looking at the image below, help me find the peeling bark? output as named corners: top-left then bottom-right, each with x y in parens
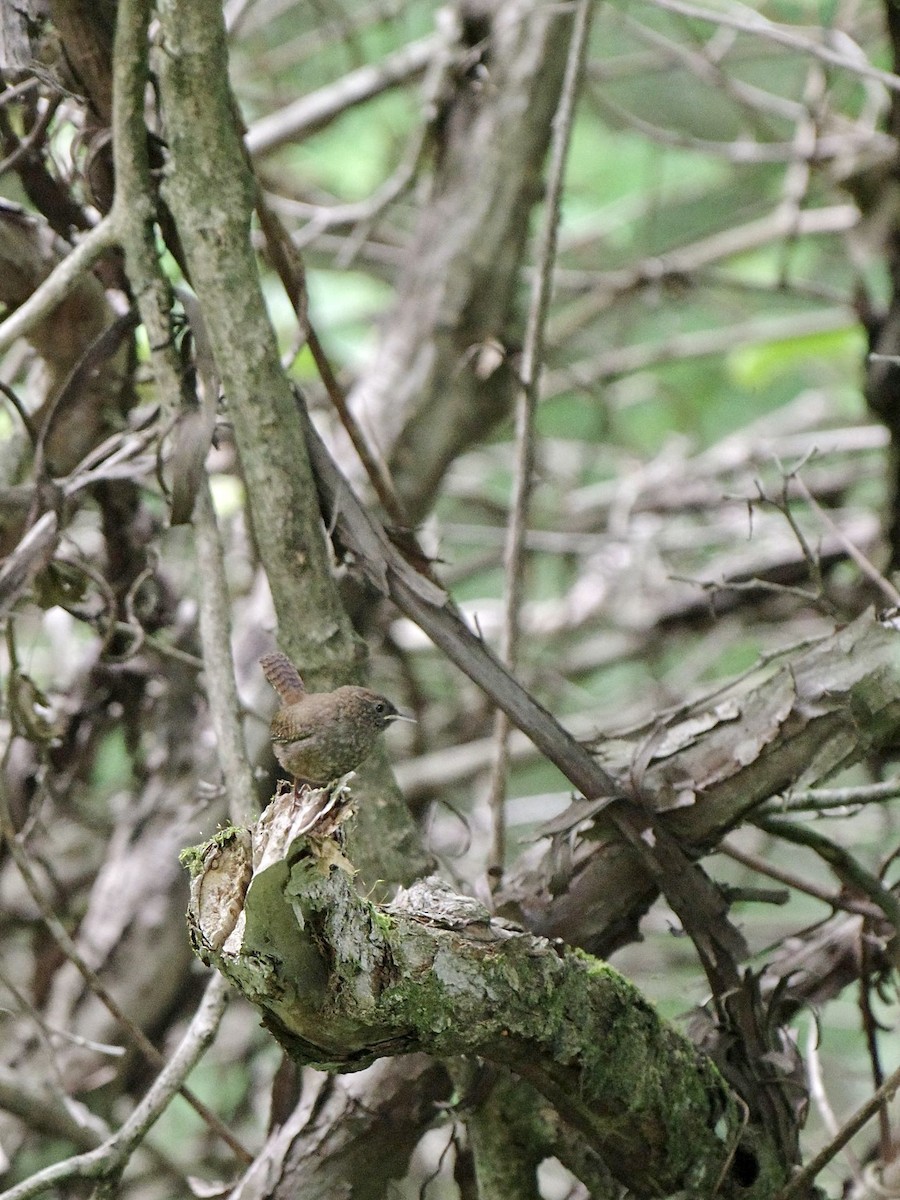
top-left (501, 611), bottom-right (900, 954)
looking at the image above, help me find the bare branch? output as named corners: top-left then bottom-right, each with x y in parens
top-left (194, 482), bottom-right (259, 824)
top-left (0, 975), bottom-right (230, 1200)
top-left (0, 215), bottom-right (119, 356)
top-left (245, 36), bottom-right (437, 156)
top-left (647, 0), bottom-right (900, 93)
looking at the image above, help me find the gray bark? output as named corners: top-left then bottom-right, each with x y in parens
top-left (349, 0), bottom-right (574, 523)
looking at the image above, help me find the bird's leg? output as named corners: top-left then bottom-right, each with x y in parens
top-left (292, 776), bottom-right (317, 801)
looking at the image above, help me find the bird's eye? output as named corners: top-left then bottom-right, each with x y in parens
top-left (374, 701), bottom-right (387, 714)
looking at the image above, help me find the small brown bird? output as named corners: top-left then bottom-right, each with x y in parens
top-left (260, 651), bottom-right (411, 795)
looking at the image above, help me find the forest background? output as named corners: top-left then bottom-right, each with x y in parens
top-left (0, 0), bottom-right (899, 1197)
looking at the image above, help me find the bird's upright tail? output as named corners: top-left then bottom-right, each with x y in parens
top-left (260, 651), bottom-right (306, 704)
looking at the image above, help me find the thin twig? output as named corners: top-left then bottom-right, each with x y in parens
top-left (619, 10), bottom-right (803, 124)
top-left (0, 510), bottom-right (59, 620)
top-left (773, 65), bottom-right (826, 287)
top-left (245, 35), bottom-right (437, 156)
top-left (647, 0), bottom-right (900, 94)
top-left (0, 1062), bottom-right (106, 1153)
top-left (545, 307), bottom-right (853, 395)
top-left (0, 76), bottom-right (40, 108)
top-left (592, 86), bottom-right (884, 163)
top-left (285, 111), bottom-right (429, 250)
top-left (29, 310), bottom-right (139, 503)
top-left (763, 777), bottom-right (900, 814)
top-left (754, 816), bottom-right (900, 931)
top-left (485, 0), bottom-right (594, 886)
top-left (857, 950), bottom-right (891, 1159)
top-left (194, 481), bottom-right (259, 823)
top-left (789, 468), bottom-right (900, 606)
top-left (548, 203), bottom-right (857, 344)
top-left (109, 0), bottom-right (183, 417)
top-left (804, 1020), bottom-right (864, 1183)
top-left (60, 428), bottom-right (159, 498)
top-left (774, 1057), bottom-right (900, 1199)
top-left (0, 94), bottom-right (61, 178)
top-left (0, 379), bottom-right (37, 445)
top-left (0, 975), bottom-right (231, 1200)
top-left (670, 570), bottom-right (831, 612)
top-left (720, 842), bottom-right (883, 919)
top-left (756, 473), bottom-right (836, 613)
top-left (307, 323), bottom-right (410, 526)
top-left (253, 193), bottom-right (412, 531)
top-left (0, 966), bottom-right (112, 1144)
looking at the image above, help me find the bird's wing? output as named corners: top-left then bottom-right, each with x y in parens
top-left (270, 711), bottom-right (317, 744)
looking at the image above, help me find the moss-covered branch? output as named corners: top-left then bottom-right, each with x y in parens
top-left (185, 802), bottom-right (786, 1199)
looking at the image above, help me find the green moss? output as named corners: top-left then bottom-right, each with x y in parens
top-left (179, 825), bottom-right (247, 875)
top-left (369, 906), bottom-right (395, 934)
top-left (569, 946), bottom-right (610, 975)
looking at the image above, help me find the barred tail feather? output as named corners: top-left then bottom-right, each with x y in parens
top-left (260, 651), bottom-right (306, 704)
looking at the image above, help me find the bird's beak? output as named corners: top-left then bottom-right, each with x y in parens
top-left (389, 712), bottom-right (417, 723)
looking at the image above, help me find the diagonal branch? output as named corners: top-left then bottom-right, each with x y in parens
top-left (298, 401), bottom-right (759, 999)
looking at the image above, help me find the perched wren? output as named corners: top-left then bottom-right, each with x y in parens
top-left (260, 651), bottom-right (412, 793)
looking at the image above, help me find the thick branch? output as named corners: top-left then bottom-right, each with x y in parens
top-left (152, 1), bottom-right (353, 683)
top-left (151, 0), bottom-right (429, 888)
top-left (504, 610), bottom-right (900, 951)
top-left (349, 0), bottom-right (576, 523)
top-left (231, 1059), bottom-right (451, 1200)
top-left (186, 815), bottom-right (785, 1199)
